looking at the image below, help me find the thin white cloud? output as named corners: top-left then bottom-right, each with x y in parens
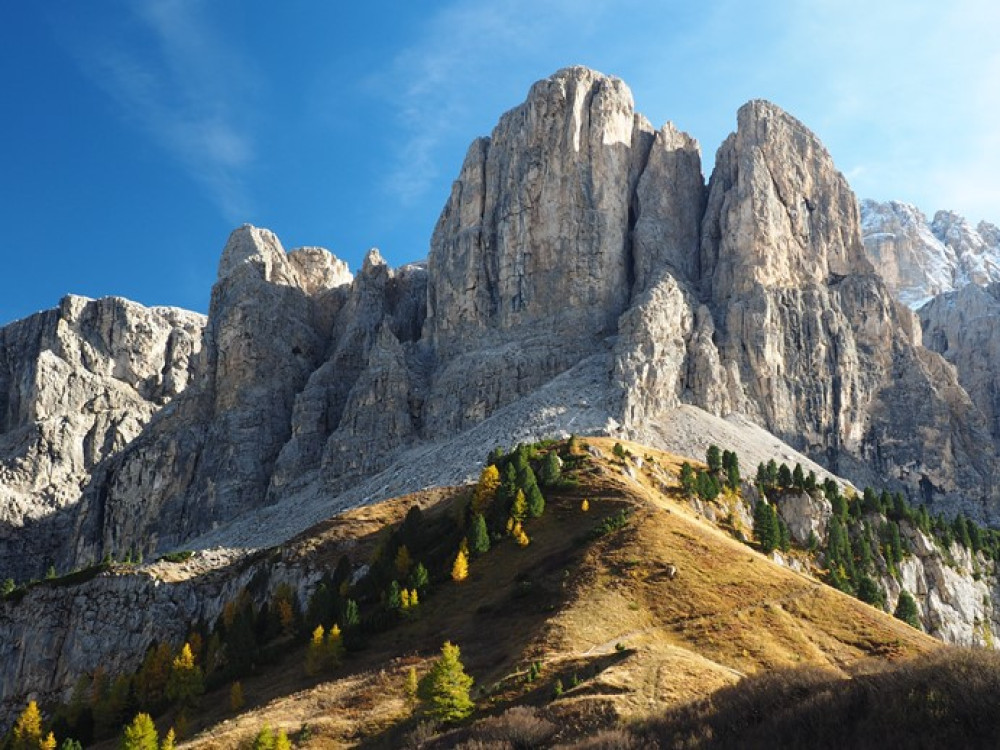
top-left (374, 0), bottom-right (624, 206)
top-left (63, 0), bottom-right (256, 222)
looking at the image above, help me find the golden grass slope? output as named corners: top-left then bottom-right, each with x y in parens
top-left (181, 438), bottom-right (936, 748)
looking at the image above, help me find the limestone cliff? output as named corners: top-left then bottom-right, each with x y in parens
top-left (0, 296), bottom-right (204, 581)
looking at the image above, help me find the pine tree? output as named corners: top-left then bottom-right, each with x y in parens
top-left (527, 484), bottom-right (545, 518)
top-left (472, 464), bottom-right (501, 514)
top-left (409, 589), bottom-right (419, 607)
top-left (401, 588), bottom-right (411, 609)
top-left (894, 590), bottom-right (921, 629)
top-left (274, 730), bottom-right (291, 750)
top-left (386, 580), bottom-right (402, 610)
top-left (680, 463), bottom-right (697, 496)
top-left (581, 499), bottom-right (589, 512)
top-left (469, 513), bottom-right (490, 555)
top-left (766, 459), bottom-right (779, 486)
top-left (754, 500), bottom-right (779, 553)
top-left (2, 577), bottom-right (14, 596)
top-left (706, 445), bottom-right (722, 473)
top-left (418, 642), bottom-right (475, 723)
top-left (166, 643), bottom-right (203, 707)
top-left (11, 700), bottom-right (43, 750)
top-left (856, 576), bottom-right (885, 608)
top-left (792, 463), bottom-right (805, 491)
top-left (60, 739), bottom-right (83, 750)
top-left (161, 728), bottom-right (176, 750)
top-left (755, 462), bottom-right (768, 488)
top-left (342, 598), bottom-right (360, 628)
top-left (539, 451), bottom-right (562, 486)
top-left (451, 549), bottom-right (469, 582)
top-left (777, 463), bottom-right (792, 488)
top-left (41, 732), bottom-right (56, 750)
top-left (120, 712), bottom-right (158, 750)
top-left (409, 563), bottom-right (429, 592)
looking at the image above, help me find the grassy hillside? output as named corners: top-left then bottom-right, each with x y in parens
top-left (126, 436), bottom-right (936, 749)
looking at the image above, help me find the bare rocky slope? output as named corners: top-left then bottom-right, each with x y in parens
top-left (4, 67), bottom-right (1000, 664)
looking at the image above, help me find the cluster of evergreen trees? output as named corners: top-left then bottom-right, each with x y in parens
top-left (679, 445), bottom-right (741, 503)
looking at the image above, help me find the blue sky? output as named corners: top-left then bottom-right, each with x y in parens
top-left (2, 0), bottom-right (998, 325)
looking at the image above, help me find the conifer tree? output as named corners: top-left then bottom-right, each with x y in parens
top-left (12, 701), bottom-right (43, 750)
top-left (274, 730), bottom-right (291, 750)
top-left (511, 489), bottom-right (528, 520)
top-left (755, 462), bottom-right (768, 488)
top-left (409, 589), bottom-right (419, 607)
top-left (306, 625), bottom-right (325, 676)
top-left (754, 500), bottom-right (779, 553)
top-left (166, 643), bottom-right (203, 707)
top-left (894, 590), bottom-right (921, 629)
top-left (342, 598), bottom-right (360, 628)
top-left (120, 712), bottom-right (158, 750)
top-left (469, 513), bottom-right (490, 555)
top-left (472, 465), bottom-right (501, 514)
top-left (792, 463), bottom-right (805, 491)
top-left (325, 624), bottom-right (344, 666)
top-left (418, 642), bottom-right (475, 723)
top-left (40, 733), bottom-right (56, 750)
top-left (161, 728), bottom-right (176, 750)
top-left (252, 725), bottom-right (275, 750)
top-left (777, 463), bottom-right (793, 488)
top-left (680, 463), bottom-right (697, 496)
top-left (706, 445), bottom-right (722, 473)
top-left (527, 484), bottom-right (545, 518)
top-left (766, 459), bottom-right (779, 486)
top-left (539, 451), bottom-right (562, 486)
top-left (581, 499), bottom-right (589, 512)
top-left (409, 563), bottom-right (429, 592)
top-left (451, 549), bottom-right (469, 582)
top-left (401, 589), bottom-right (411, 609)
top-left (386, 581), bottom-right (402, 610)
top-left (406, 666), bottom-right (419, 704)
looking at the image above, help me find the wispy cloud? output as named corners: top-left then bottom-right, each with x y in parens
top-left (373, 0), bottom-right (624, 206)
top-left (61, 0), bottom-right (256, 222)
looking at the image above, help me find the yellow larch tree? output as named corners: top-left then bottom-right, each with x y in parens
top-left (451, 549), bottom-right (469, 582)
top-left (12, 700), bottom-right (43, 750)
top-left (472, 464), bottom-right (501, 514)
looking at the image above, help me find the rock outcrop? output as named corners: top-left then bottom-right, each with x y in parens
top-left (860, 199), bottom-right (1000, 307)
top-left (920, 283), bottom-right (1000, 442)
top-left (0, 296), bottom-right (204, 581)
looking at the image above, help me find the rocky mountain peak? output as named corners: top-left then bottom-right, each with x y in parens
top-left (860, 201), bottom-right (1000, 307)
top-left (702, 98), bottom-right (871, 303)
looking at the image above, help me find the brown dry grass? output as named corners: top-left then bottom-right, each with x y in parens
top-left (176, 438), bottom-right (938, 748)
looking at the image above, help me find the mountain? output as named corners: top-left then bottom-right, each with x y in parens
top-left (7, 65), bottom-right (1000, 733)
top-left (859, 199), bottom-right (1000, 308)
top-left (3, 67), bottom-right (999, 592)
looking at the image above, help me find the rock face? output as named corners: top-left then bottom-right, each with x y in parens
top-left (0, 296), bottom-right (204, 581)
top-left (920, 283), bottom-right (1000, 442)
top-left (860, 199), bottom-right (1000, 307)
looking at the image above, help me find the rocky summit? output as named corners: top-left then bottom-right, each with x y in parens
top-left (2, 66), bottom-right (999, 586)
